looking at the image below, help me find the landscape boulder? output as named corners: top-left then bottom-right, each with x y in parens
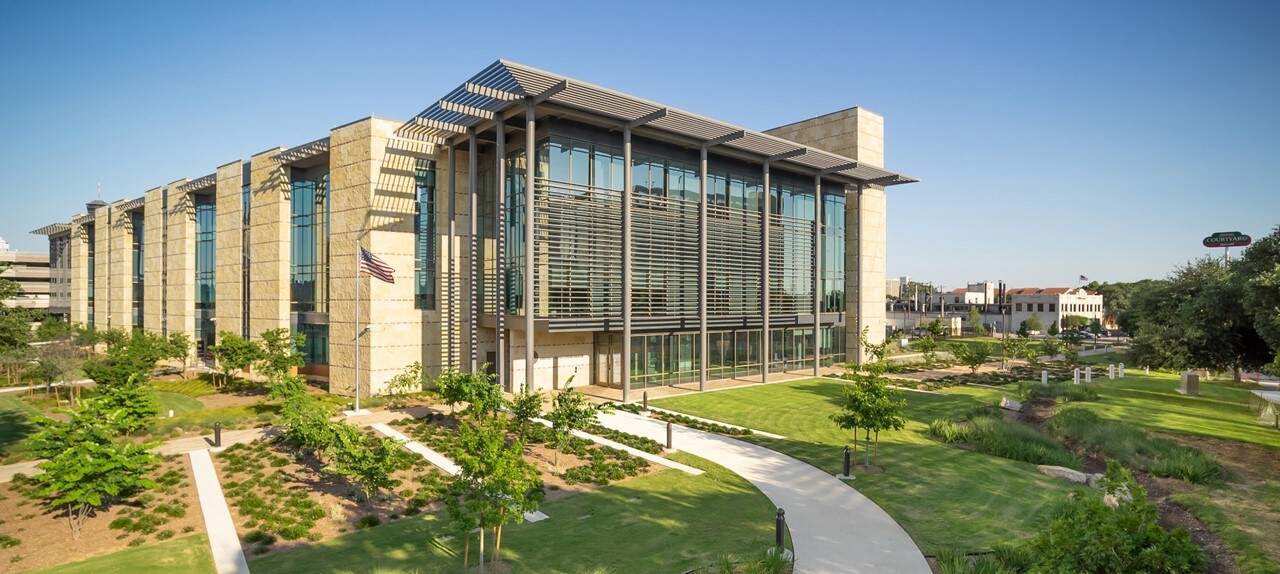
top-left (999, 397), bottom-right (1023, 412)
top-left (1037, 465), bottom-right (1089, 484)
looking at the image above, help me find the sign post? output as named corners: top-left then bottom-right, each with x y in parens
top-left (1203, 231), bottom-right (1252, 264)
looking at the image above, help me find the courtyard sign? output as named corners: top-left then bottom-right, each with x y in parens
top-left (1203, 231), bottom-right (1252, 248)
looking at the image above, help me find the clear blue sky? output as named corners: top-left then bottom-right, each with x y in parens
top-left (2, 0), bottom-right (1276, 289)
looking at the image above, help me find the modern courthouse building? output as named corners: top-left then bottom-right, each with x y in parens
top-left (32, 61), bottom-right (916, 400)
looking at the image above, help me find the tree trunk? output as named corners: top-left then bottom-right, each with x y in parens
top-left (1234, 364), bottom-right (1242, 383)
top-left (462, 532), bottom-right (470, 569)
top-left (478, 527), bottom-right (485, 573)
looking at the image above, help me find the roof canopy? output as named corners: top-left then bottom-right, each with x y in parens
top-left (398, 60), bottom-right (917, 187)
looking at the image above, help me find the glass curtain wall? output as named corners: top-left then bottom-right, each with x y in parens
top-left (821, 192), bottom-right (846, 312)
top-left (414, 158), bottom-right (437, 310)
top-left (289, 170), bottom-right (329, 366)
top-left (706, 166), bottom-right (763, 318)
top-left (241, 163), bottom-right (251, 338)
top-left (768, 174), bottom-right (815, 316)
top-left (628, 332), bottom-right (701, 388)
top-left (194, 194), bottom-right (216, 354)
top-left (631, 154), bottom-right (700, 319)
top-left (505, 148), bottom-right (527, 315)
top-left (130, 211), bottom-right (144, 330)
top-left (85, 223), bottom-right (95, 328)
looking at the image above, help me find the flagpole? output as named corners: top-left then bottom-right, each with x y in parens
top-left (354, 234), bottom-right (361, 413)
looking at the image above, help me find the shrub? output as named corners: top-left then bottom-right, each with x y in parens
top-left (0, 534), bottom-right (18, 548)
top-left (355, 514), bottom-right (382, 529)
top-left (653, 411), bottom-right (752, 436)
top-left (1027, 461), bottom-right (1204, 572)
top-left (585, 424), bottom-right (664, 454)
top-left (156, 529), bottom-right (175, 540)
top-left (927, 415), bottom-right (1080, 468)
top-left (1047, 408), bottom-right (1222, 483)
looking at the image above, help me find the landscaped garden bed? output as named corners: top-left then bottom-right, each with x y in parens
top-left (0, 454), bottom-right (204, 572)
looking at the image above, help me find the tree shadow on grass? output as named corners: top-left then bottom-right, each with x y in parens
top-left (0, 407), bottom-right (36, 458)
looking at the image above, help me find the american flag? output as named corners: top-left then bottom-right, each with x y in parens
top-left (359, 247), bottom-right (395, 284)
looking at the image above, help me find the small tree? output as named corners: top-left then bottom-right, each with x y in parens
top-left (1048, 321), bottom-right (1061, 337)
top-left (211, 331), bottom-right (261, 389)
top-left (0, 345), bottom-right (31, 388)
top-left (1025, 313), bottom-right (1044, 334)
top-left (256, 328), bottom-right (305, 382)
top-left (509, 388), bottom-right (544, 441)
top-left (1041, 337), bottom-right (1063, 360)
top-left (25, 342), bottom-right (82, 403)
top-left (967, 306), bottom-right (986, 336)
top-left (912, 335), bottom-right (939, 364)
top-left (452, 419), bottom-right (543, 566)
top-left (1089, 318), bottom-right (1104, 336)
top-left (1002, 335), bottom-right (1029, 368)
top-left (27, 403), bottom-right (157, 537)
top-left (1063, 345), bottom-right (1082, 368)
top-left (329, 424), bottom-right (413, 501)
top-left (434, 370), bottom-right (469, 414)
top-left (1060, 315), bottom-right (1089, 331)
top-left (94, 374), bottom-right (160, 435)
top-left (546, 387), bottom-right (600, 469)
top-left (924, 319), bottom-right (946, 338)
top-left (831, 375), bottom-right (906, 466)
top-left (35, 316), bottom-right (72, 342)
top-left (71, 323), bottom-right (101, 355)
top-left (1018, 320), bottom-right (1031, 338)
top-left (950, 342), bottom-right (993, 373)
top-left (857, 326), bottom-right (891, 363)
top-left (165, 332), bottom-right (192, 377)
top-left (81, 330), bottom-right (170, 387)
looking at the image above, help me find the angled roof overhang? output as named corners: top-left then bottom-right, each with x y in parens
top-left (276, 137), bottom-right (330, 166)
top-left (177, 175), bottom-right (215, 194)
top-left (31, 222), bottom-right (71, 236)
top-left (397, 60), bottom-right (917, 187)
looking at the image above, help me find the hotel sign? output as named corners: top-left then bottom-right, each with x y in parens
top-left (1203, 232), bottom-right (1252, 248)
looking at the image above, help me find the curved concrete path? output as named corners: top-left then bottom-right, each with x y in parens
top-left (597, 411), bottom-right (930, 574)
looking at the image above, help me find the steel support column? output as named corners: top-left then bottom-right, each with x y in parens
top-left (523, 102), bottom-right (536, 394)
top-left (854, 184), bottom-right (864, 366)
top-left (621, 126), bottom-right (633, 403)
top-left (813, 175), bottom-right (822, 376)
top-left (761, 161), bottom-right (771, 384)
top-left (467, 129), bottom-right (478, 373)
top-left (447, 144), bottom-right (456, 371)
top-left (698, 146), bottom-right (709, 391)
top-left (495, 121), bottom-right (507, 391)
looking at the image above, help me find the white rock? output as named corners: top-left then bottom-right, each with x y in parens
top-left (999, 397), bottom-right (1023, 412)
top-left (1037, 465), bottom-right (1089, 484)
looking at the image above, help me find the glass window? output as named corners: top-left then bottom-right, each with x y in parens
top-left (414, 158), bottom-right (437, 310)
top-left (290, 172), bottom-right (329, 313)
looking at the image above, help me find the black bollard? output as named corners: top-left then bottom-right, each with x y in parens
top-left (666, 421), bottom-right (673, 450)
top-left (213, 421), bottom-right (222, 448)
top-left (775, 508), bottom-right (786, 549)
top-left (643, 391), bottom-right (649, 412)
top-left (843, 445), bottom-right (851, 477)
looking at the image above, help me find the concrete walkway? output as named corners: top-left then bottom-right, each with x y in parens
top-left (189, 449), bottom-right (250, 574)
top-left (596, 410), bottom-right (930, 574)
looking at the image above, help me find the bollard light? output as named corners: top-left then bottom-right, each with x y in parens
top-left (213, 421), bottom-right (222, 448)
top-left (666, 421), bottom-right (673, 450)
top-left (843, 445), bottom-right (851, 477)
top-left (643, 391), bottom-right (649, 412)
top-left (775, 508), bottom-right (787, 550)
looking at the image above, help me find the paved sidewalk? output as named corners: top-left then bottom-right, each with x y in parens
top-left (189, 449), bottom-right (250, 574)
top-left (596, 410), bottom-right (930, 574)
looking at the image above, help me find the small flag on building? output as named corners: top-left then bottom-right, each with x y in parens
top-left (1079, 275), bottom-right (1089, 282)
top-left (359, 247), bottom-right (396, 284)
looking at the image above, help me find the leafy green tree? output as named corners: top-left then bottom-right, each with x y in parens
top-left (329, 424), bottom-right (413, 501)
top-left (830, 374), bottom-right (906, 465)
top-left (25, 342), bottom-right (82, 403)
top-left (165, 332), bottom-right (192, 377)
top-left (509, 388), bottom-right (544, 441)
top-left (546, 387), bottom-right (600, 469)
top-left (1041, 338), bottom-right (1063, 360)
top-left (1060, 315), bottom-right (1089, 331)
top-left (856, 326), bottom-right (891, 363)
top-left (1047, 321), bottom-right (1061, 337)
top-left (71, 323), bottom-right (100, 354)
top-left (0, 345), bottom-right (30, 388)
top-left (34, 316), bottom-right (71, 342)
top-left (211, 331), bottom-right (261, 388)
top-left (276, 382), bottom-right (335, 455)
top-left (967, 306), bottom-right (986, 336)
top-left (1025, 313), bottom-right (1044, 333)
top-left (950, 342), bottom-right (993, 373)
top-left (94, 374), bottom-right (160, 435)
top-left (434, 370), bottom-right (504, 417)
top-left (1017, 320), bottom-right (1030, 338)
top-left (444, 480), bottom-right (486, 569)
top-left (81, 330), bottom-right (170, 387)
top-left (1028, 460), bottom-right (1204, 572)
top-left (1236, 226), bottom-right (1280, 374)
top-left (1089, 318), bottom-right (1104, 336)
top-left (911, 335), bottom-right (939, 364)
top-left (452, 419), bottom-right (543, 566)
top-left (256, 328), bottom-right (305, 382)
top-left (27, 401), bottom-right (158, 537)
top-left (1002, 335), bottom-right (1029, 367)
top-left (923, 319), bottom-right (945, 338)
top-left (385, 361), bottom-right (424, 396)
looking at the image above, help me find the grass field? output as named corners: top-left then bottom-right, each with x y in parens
top-left (250, 453), bottom-right (781, 574)
top-left (653, 378), bottom-right (1075, 554)
top-left (1082, 370), bottom-right (1280, 449)
top-left (34, 534), bottom-right (215, 574)
top-left (153, 377), bottom-right (218, 397)
top-left (0, 394), bottom-right (41, 462)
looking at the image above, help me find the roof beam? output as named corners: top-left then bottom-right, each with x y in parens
top-left (465, 82), bottom-right (523, 101)
top-left (626, 108), bottom-right (668, 129)
top-left (767, 147), bottom-right (807, 162)
top-left (531, 79), bottom-right (568, 105)
top-left (412, 117), bottom-right (468, 135)
top-left (440, 100), bottom-right (499, 120)
top-left (704, 130), bottom-right (745, 147)
top-left (819, 161), bottom-right (859, 176)
top-left (865, 174), bottom-right (902, 186)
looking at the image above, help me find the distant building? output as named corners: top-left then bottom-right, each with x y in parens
top-left (1006, 287), bottom-right (1104, 332)
top-left (932, 281), bottom-right (997, 307)
top-left (0, 237), bottom-right (54, 314)
top-left (885, 278), bottom-right (901, 299)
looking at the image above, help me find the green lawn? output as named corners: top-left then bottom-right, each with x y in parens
top-left (0, 394), bottom-right (41, 462)
top-left (153, 391), bottom-right (204, 416)
top-left (153, 377), bottom-right (218, 397)
top-left (34, 534), bottom-right (215, 574)
top-left (250, 453), bottom-right (780, 574)
top-left (1081, 370), bottom-right (1280, 449)
top-left (653, 378), bottom-right (1076, 554)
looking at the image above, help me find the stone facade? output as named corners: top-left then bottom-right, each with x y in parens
top-left (214, 161), bottom-right (245, 338)
top-left (92, 204), bottom-right (111, 330)
top-left (248, 148), bottom-right (289, 337)
top-left (164, 179), bottom-right (196, 348)
top-left (108, 201), bottom-right (134, 331)
top-left (68, 219), bottom-right (89, 325)
top-left (142, 188), bottom-right (166, 333)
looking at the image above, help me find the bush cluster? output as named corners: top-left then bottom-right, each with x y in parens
top-left (584, 423), bottom-right (664, 454)
top-left (928, 414), bottom-right (1080, 469)
top-left (219, 442), bottom-right (327, 543)
top-left (1047, 408), bottom-right (1223, 483)
top-left (651, 411), bottom-right (752, 436)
